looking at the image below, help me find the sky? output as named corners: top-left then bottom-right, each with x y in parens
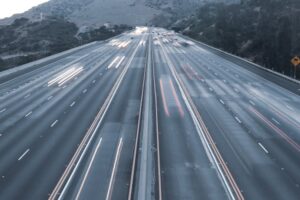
top-left (0, 0), bottom-right (49, 19)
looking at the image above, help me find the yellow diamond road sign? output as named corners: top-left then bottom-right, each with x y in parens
top-left (291, 56), bottom-right (300, 67)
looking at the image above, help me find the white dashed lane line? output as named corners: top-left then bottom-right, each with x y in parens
top-left (24, 94), bottom-right (31, 99)
top-left (70, 101), bottom-right (76, 107)
top-left (25, 111), bottom-right (33, 118)
top-left (249, 100), bottom-right (256, 106)
top-left (258, 143), bottom-right (269, 154)
top-left (18, 149), bottom-right (30, 161)
top-left (0, 108), bottom-right (6, 113)
top-left (235, 116), bottom-right (242, 124)
top-left (272, 118), bottom-right (280, 125)
top-left (51, 120), bottom-right (58, 128)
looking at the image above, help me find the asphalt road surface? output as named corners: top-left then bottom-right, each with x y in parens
top-left (0, 27), bottom-right (299, 200)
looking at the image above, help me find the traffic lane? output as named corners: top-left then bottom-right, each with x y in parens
top-left (192, 96), bottom-right (300, 200)
top-left (63, 38), bottom-right (146, 200)
top-left (0, 54), bottom-right (118, 156)
top-left (153, 46), bottom-right (227, 200)
top-left (0, 31), bottom-right (133, 93)
top-left (0, 58), bottom-right (131, 200)
top-left (179, 47), bottom-right (300, 179)
top-left (0, 44), bottom-right (136, 133)
top-left (176, 34), bottom-right (300, 95)
top-left (0, 33), bottom-right (134, 99)
top-left (186, 47), bottom-right (300, 136)
top-left (172, 44), bottom-right (300, 154)
top-left (0, 49), bottom-right (118, 137)
top-left (0, 38), bottom-right (142, 177)
top-left (163, 42), bottom-right (300, 199)
top-left (0, 46), bottom-right (111, 113)
top-left (188, 44), bottom-right (300, 111)
top-left (193, 47), bottom-right (300, 112)
top-left (1, 37), bottom-right (145, 198)
top-left (0, 42), bottom-right (105, 94)
top-left (66, 124), bottom-right (121, 200)
top-left (0, 43), bottom-right (120, 113)
top-left (0, 59), bottom-right (118, 175)
top-left (244, 105), bottom-right (300, 183)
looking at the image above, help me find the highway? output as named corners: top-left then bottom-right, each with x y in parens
top-left (0, 27), bottom-right (299, 200)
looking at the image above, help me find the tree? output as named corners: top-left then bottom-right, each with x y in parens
top-left (276, 16), bottom-right (292, 74)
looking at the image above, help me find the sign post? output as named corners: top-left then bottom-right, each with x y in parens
top-left (291, 56), bottom-right (300, 79)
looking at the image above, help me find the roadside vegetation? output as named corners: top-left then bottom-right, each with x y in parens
top-left (172, 0), bottom-right (300, 79)
top-left (0, 17), bottom-right (132, 71)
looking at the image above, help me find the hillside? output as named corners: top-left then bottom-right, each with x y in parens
top-left (0, 17), bottom-right (132, 71)
top-left (172, 0), bottom-right (300, 79)
top-left (0, 0), bottom-right (239, 27)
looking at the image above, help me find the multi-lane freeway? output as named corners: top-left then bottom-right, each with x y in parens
top-left (0, 27), bottom-right (299, 200)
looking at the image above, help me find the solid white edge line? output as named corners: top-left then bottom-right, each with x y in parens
top-left (56, 33), bottom-right (145, 200)
top-left (75, 138), bottom-right (103, 200)
top-left (106, 138), bottom-right (123, 200)
top-left (158, 37), bottom-right (237, 200)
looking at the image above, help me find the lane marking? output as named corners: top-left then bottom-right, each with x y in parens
top-left (51, 120), bottom-right (58, 128)
top-left (159, 79), bottom-right (170, 116)
top-left (272, 118), bottom-right (280, 125)
top-left (285, 104), bottom-right (294, 111)
top-left (75, 138), bottom-right (102, 200)
top-left (169, 78), bottom-right (184, 117)
top-left (250, 107), bottom-right (300, 152)
top-left (70, 102), bottom-right (76, 107)
top-left (106, 138), bottom-right (123, 200)
top-left (249, 100), bottom-right (255, 106)
top-left (258, 143), bottom-right (269, 154)
top-left (25, 111), bottom-right (33, 118)
top-left (115, 56), bottom-right (125, 69)
top-left (24, 94), bottom-right (31, 99)
top-left (158, 36), bottom-right (243, 200)
top-left (235, 116), bottom-right (242, 124)
top-left (51, 33), bottom-right (145, 200)
top-left (18, 149), bottom-right (30, 161)
top-left (0, 108), bottom-right (6, 113)
top-left (107, 56), bottom-right (120, 69)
